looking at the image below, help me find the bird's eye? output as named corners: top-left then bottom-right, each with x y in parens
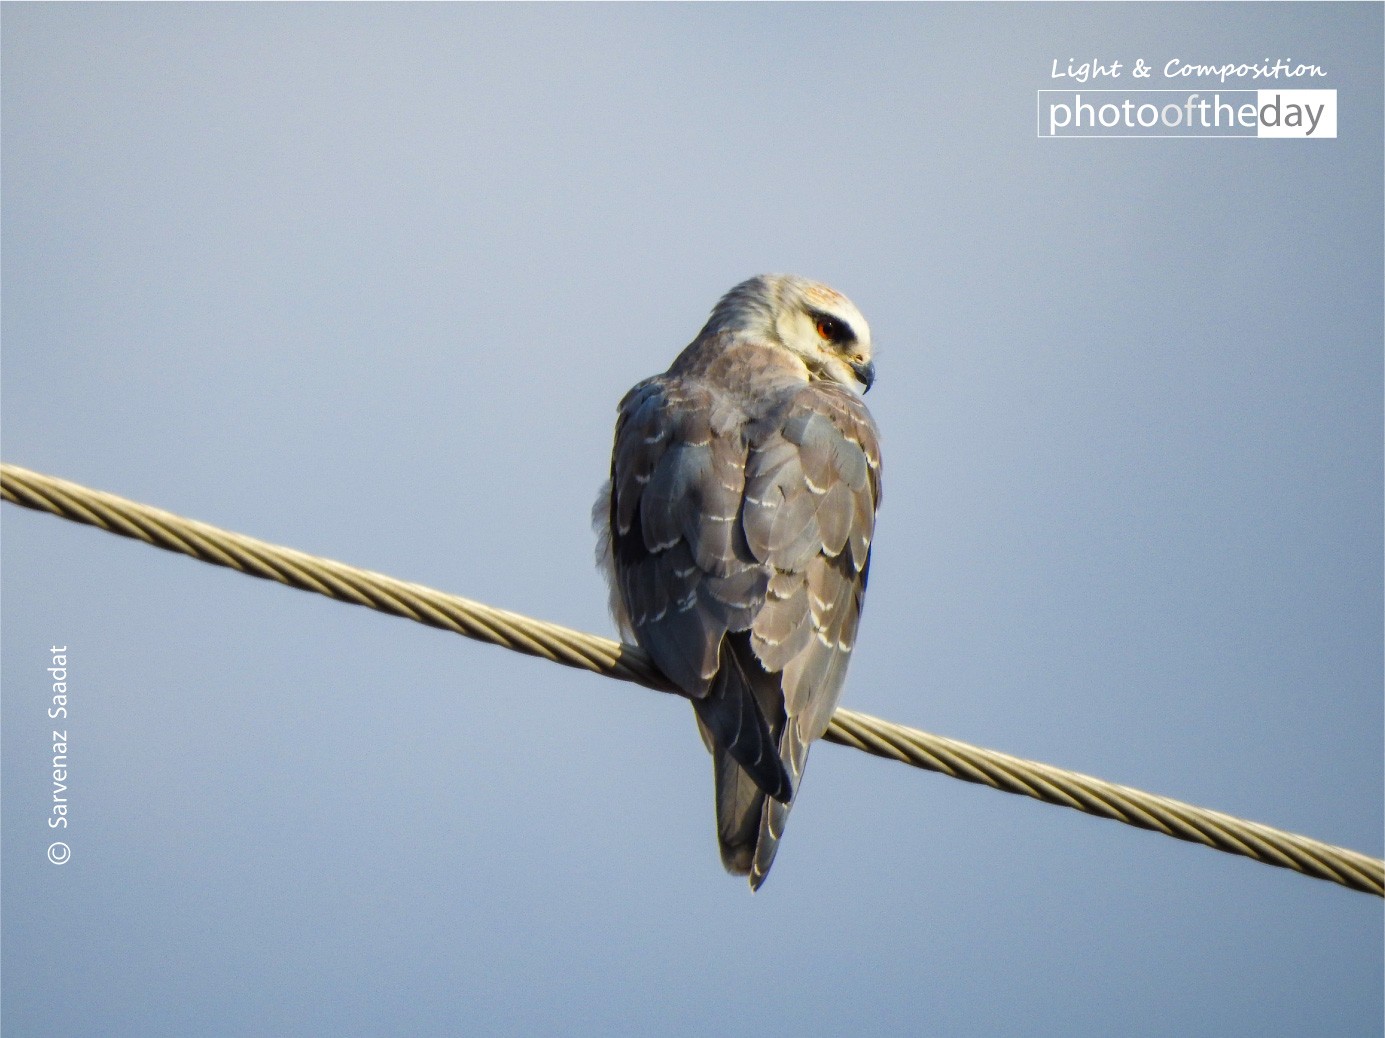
top-left (815, 316), bottom-right (842, 342)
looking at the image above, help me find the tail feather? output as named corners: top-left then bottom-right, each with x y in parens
top-left (712, 742), bottom-right (765, 875)
top-left (698, 634), bottom-right (812, 890)
top-left (748, 728), bottom-right (809, 891)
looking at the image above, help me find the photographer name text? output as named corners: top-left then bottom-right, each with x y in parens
top-left (47, 646), bottom-right (72, 865)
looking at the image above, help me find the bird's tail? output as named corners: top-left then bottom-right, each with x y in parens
top-left (749, 728), bottom-right (808, 891)
top-left (693, 634), bottom-right (807, 890)
top-left (710, 740), bottom-right (766, 876)
top-left (707, 724), bottom-right (810, 890)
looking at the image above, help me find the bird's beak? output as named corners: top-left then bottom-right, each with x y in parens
top-left (852, 358), bottom-right (876, 393)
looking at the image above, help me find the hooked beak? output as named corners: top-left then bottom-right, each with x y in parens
top-left (851, 358), bottom-right (876, 393)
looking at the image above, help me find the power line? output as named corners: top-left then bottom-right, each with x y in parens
top-left (4, 461), bottom-right (1380, 897)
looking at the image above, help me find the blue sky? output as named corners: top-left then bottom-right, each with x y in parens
top-left (4, 4), bottom-right (1381, 1036)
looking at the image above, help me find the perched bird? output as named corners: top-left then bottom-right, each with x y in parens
top-left (596, 274), bottom-right (882, 889)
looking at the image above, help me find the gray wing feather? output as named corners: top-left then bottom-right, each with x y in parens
top-left (740, 385), bottom-right (880, 885)
top-left (608, 374), bottom-right (881, 888)
top-left (692, 633), bottom-right (792, 804)
top-left (610, 377), bottom-right (791, 801)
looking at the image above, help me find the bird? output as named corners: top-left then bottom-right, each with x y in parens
top-left (595, 274), bottom-right (882, 889)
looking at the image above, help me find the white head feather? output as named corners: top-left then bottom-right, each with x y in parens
top-left (702, 274), bottom-right (876, 394)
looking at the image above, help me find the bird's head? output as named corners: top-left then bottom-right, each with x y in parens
top-left (704, 274), bottom-right (876, 394)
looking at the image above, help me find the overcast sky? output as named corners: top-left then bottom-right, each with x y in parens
top-left (4, 4), bottom-right (1381, 1036)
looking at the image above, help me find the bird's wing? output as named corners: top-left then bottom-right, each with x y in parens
top-left (608, 375), bottom-right (792, 801)
top-left (738, 382), bottom-right (882, 886)
top-left (609, 374), bottom-right (881, 887)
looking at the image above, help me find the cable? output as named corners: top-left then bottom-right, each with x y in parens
top-left (4, 461), bottom-right (1380, 897)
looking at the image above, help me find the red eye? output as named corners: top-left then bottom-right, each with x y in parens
top-left (815, 316), bottom-right (838, 341)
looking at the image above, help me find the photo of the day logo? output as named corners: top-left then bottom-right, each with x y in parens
top-left (1038, 90), bottom-right (1336, 139)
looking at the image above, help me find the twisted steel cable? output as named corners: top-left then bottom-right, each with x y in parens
top-left (4, 461), bottom-right (1381, 897)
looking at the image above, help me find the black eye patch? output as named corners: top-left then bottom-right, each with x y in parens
top-left (811, 311), bottom-right (856, 345)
